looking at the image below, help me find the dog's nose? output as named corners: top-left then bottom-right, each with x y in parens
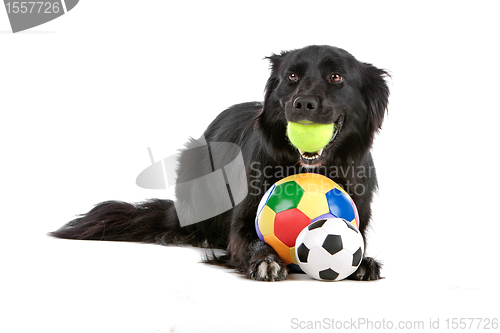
top-left (293, 97), bottom-right (318, 112)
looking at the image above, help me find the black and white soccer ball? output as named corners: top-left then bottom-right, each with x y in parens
top-left (295, 218), bottom-right (364, 281)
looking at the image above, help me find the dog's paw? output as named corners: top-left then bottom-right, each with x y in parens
top-left (247, 255), bottom-right (288, 282)
top-left (347, 257), bottom-right (383, 281)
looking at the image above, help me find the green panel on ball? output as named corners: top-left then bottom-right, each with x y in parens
top-left (266, 180), bottom-right (304, 213)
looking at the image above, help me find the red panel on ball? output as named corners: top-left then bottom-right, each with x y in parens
top-left (274, 208), bottom-right (311, 247)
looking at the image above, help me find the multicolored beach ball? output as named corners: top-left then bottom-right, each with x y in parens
top-left (255, 173), bottom-right (360, 268)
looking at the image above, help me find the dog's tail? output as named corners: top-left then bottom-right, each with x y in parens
top-left (50, 199), bottom-right (194, 245)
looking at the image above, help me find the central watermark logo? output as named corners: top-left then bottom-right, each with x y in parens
top-left (136, 136), bottom-right (248, 227)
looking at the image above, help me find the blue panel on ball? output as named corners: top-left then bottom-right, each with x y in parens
top-left (288, 263), bottom-right (303, 273)
top-left (256, 184), bottom-right (276, 217)
top-left (311, 213), bottom-right (335, 223)
top-left (325, 188), bottom-right (355, 221)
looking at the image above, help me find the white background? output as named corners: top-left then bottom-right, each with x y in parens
top-left (1, 1), bottom-right (499, 332)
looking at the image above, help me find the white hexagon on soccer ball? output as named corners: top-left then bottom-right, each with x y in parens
top-left (340, 227), bottom-right (365, 255)
top-left (301, 228), bottom-right (327, 249)
top-left (329, 250), bottom-right (357, 280)
top-left (300, 247), bottom-right (332, 278)
top-left (321, 218), bottom-right (348, 235)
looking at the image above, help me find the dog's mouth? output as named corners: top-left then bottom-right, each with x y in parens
top-left (297, 115), bottom-right (344, 166)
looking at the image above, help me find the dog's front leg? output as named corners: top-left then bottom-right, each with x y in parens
top-left (226, 220), bottom-right (288, 281)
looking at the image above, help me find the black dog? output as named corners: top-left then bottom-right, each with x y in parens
top-left (51, 45), bottom-right (389, 281)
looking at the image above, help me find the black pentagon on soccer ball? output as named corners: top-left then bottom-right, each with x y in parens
top-left (308, 219), bottom-right (327, 230)
top-left (322, 234), bottom-right (343, 255)
top-left (319, 268), bottom-right (339, 280)
top-left (352, 247), bottom-right (362, 266)
top-left (297, 243), bottom-right (310, 263)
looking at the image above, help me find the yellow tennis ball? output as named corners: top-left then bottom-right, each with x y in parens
top-left (286, 121), bottom-right (334, 153)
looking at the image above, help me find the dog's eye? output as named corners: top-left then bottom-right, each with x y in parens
top-left (288, 73), bottom-right (298, 82)
top-left (330, 74), bottom-right (343, 83)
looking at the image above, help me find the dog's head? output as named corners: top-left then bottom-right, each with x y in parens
top-left (261, 45), bottom-right (390, 167)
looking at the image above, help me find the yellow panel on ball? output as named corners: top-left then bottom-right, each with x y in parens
top-left (297, 191), bottom-right (330, 220)
top-left (294, 173), bottom-right (336, 193)
top-left (290, 246), bottom-right (298, 265)
top-left (274, 174), bottom-right (300, 186)
top-left (257, 205), bottom-right (276, 236)
top-left (264, 234), bottom-right (292, 265)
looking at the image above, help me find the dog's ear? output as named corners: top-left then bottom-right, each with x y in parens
top-left (265, 50), bottom-right (288, 74)
top-left (360, 63), bottom-right (390, 132)
top-left (263, 52), bottom-right (288, 105)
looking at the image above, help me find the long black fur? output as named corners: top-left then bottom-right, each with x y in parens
top-left (51, 45), bottom-right (389, 281)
